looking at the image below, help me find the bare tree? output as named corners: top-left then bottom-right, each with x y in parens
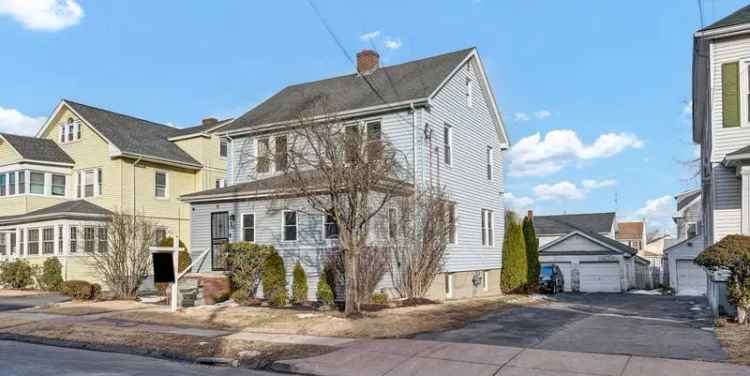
top-left (384, 187), bottom-right (452, 300)
top-left (326, 245), bottom-right (389, 306)
top-left (281, 95), bottom-right (410, 316)
top-left (89, 210), bottom-right (156, 298)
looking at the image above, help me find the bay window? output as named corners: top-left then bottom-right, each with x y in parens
top-left (28, 229), bottom-right (39, 255)
top-left (42, 227), bottom-right (54, 254)
top-left (8, 172), bottom-right (15, 195)
top-left (98, 227), bottom-right (107, 253)
top-left (69, 226), bottom-right (78, 253)
top-left (18, 171), bottom-right (24, 194)
top-left (84, 227), bottom-right (95, 253)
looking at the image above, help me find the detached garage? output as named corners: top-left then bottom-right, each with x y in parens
top-left (664, 235), bottom-right (706, 296)
top-left (539, 230), bottom-right (646, 293)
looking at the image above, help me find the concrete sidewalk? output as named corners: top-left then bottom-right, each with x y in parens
top-left (272, 339), bottom-right (750, 376)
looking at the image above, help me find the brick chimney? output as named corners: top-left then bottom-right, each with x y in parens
top-left (356, 49), bottom-right (380, 75)
top-left (202, 117), bottom-right (218, 126)
top-left (527, 210), bottom-right (534, 220)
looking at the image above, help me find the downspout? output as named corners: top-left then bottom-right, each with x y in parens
top-left (133, 156), bottom-right (142, 216)
top-left (410, 103), bottom-right (417, 190)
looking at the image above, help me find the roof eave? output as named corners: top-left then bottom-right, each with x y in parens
top-left (116, 152), bottom-right (203, 170)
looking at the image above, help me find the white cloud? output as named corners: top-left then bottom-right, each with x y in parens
top-left (534, 110), bottom-right (552, 120)
top-left (681, 100), bottom-right (692, 122)
top-left (508, 130), bottom-right (644, 177)
top-left (582, 179), bottom-right (617, 189)
top-left (0, 106), bottom-right (46, 136)
top-left (0, 0), bottom-right (83, 31)
top-left (384, 37), bottom-right (402, 49)
top-left (533, 181), bottom-right (586, 201)
top-left (513, 110), bottom-right (552, 122)
top-left (504, 193), bottom-right (535, 211)
top-left (360, 30), bottom-right (381, 41)
top-left (632, 195), bottom-right (675, 234)
top-left (532, 178), bottom-right (615, 201)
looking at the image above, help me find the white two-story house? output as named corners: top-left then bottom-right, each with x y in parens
top-left (181, 48), bottom-right (510, 301)
top-left (693, 5), bottom-right (750, 311)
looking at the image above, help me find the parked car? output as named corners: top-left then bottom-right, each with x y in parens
top-left (539, 265), bottom-right (564, 294)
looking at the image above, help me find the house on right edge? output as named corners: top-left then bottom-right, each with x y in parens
top-left (692, 5), bottom-right (750, 313)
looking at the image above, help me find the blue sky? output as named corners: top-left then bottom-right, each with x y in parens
top-left (0, 0), bottom-right (744, 233)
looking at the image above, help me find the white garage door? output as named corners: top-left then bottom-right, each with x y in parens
top-left (676, 259), bottom-right (707, 296)
top-left (580, 262), bottom-right (621, 293)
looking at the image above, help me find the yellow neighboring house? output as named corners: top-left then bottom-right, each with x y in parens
top-left (0, 99), bottom-right (230, 283)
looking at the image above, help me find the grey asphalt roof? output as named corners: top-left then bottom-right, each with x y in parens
top-left (171, 118), bottom-right (234, 137)
top-left (64, 100), bottom-right (201, 166)
top-left (0, 200), bottom-right (111, 226)
top-left (701, 4), bottom-right (750, 31)
top-left (533, 212), bottom-right (616, 236)
top-left (539, 218), bottom-right (637, 256)
top-left (677, 190), bottom-right (701, 211)
top-left (219, 48), bottom-right (474, 133)
top-left (0, 133), bottom-right (74, 164)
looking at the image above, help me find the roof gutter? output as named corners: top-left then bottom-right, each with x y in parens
top-left (223, 98), bottom-right (430, 137)
top-left (116, 152), bottom-right (203, 170)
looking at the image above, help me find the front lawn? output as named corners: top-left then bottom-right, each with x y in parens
top-left (107, 295), bottom-right (535, 338)
top-left (716, 321), bottom-right (750, 365)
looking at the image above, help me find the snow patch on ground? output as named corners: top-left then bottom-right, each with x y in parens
top-left (627, 290), bottom-right (662, 295)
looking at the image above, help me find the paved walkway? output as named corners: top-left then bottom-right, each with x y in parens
top-left (274, 338), bottom-right (750, 376)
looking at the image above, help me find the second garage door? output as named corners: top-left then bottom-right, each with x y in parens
top-left (676, 259), bottom-right (707, 296)
top-left (579, 262), bottom-right (622, 292)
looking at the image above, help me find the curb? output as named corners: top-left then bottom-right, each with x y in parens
top-left (0, 332), bottom-right (216, 366)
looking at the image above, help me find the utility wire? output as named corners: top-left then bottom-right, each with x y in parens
top-left (697, 0), bottom-right (705, 28)
top-left (306, 0), bottom-right (413, 125)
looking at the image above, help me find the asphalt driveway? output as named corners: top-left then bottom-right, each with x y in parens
top-left (415, 293), bottom-right (727, 361)
top-left (0, 293), bottom-right (69, 312)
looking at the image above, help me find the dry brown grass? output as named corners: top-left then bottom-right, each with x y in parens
top-left (0, 318), bottom-right (35, 329)
top-left (716, 322), bottom-right (750, 366)
top-left (28, 300), bottom-right (148, 316)
top-left (110, 295), bottom-right (532, 338)
top-left (1, 320), bottom-right (332, 367)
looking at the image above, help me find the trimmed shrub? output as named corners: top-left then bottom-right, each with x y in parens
top-left (522, 216), bottom-right (540, 293)
top-left (0, 259), bottom-right (34, 289)
top-left (371, 292), bottom-right (388, 305)
top-left (61, 280), bottom-right (98, 300)
top-left (39, 257), bottom-right (64, 292)
top-left (316, 273), bottom-right (335, 306)
top-left (224, 242), bottom-right (272, 298)
top-left (501, 211), bottom-right (528, 293)
top-left (262, 250), bottom-right (287, 306)
top-left (292, 262), bottom-right (308, 305)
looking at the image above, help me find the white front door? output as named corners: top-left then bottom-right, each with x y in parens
top-left (676, 259), bottom-right (707, 296)
top-left (579, 262), bottom-right (622, 292)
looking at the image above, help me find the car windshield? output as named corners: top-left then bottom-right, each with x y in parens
top-left (540, 266), bottom-right (554, 279)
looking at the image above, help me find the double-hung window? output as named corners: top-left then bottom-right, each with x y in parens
top-left (97, 227), bottom-right (107, 253)
top-left (256, 138), bottom-right (271, 174)
top-left (345, 125), bottom-right (360, 163)
top-left (0, 174), bottom-right (6, 197)
top-left (84, 170), bottom-right (95, 197)
top-left (8, 172), bottom-right (15, 195)
top-left (155, 172), bottom-right (168, 198)
top-left (84, 227), bottom-right (95, 253)
top-left (366, 121), bottom-right (382, 161)
top-left (274, 136), bottom-right (287, 171)
top-left (481, 209), bottom-right (494, 246)
top-left (153, 228), bottom-right (167, 245)
top-left (0, 234), bottom-right (6, 255)
top-left (242, 214), bottom-right (255, 242)
top-left (69, 226), bottom-right (78, 253)
top-left (51, 174), bottom-right (66, 196)
top-left (219, 139), bottom-right (228, 159)
top-left (67, 119), bottom-right (75, 142)
top-left (30, 172), bottom-right (44, 195)
top-left (28, 229), bottom-right (39, 255)
top-left (486, 147), bottom-right (493, 180)
top-left (282, 211), bottom-right (297, 241)
top-left (444, 125), bottom-right (452, 165)
top-left (18, 171), bottom-right (24, 194)
top-left (58, 225), bottom-right (63, 254)
top-left (324, 212), bottom-right (339, 239)
top-left (42, 227), bottom-right (54, 254)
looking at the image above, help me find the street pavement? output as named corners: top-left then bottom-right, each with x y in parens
top-left (416, 292), bottom-right (726, 361)
top-left (0, 293), bottom-right (69, 312)
top-left (0, 340), bottom-right (279, 376)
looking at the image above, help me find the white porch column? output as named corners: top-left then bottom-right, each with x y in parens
top-left (741, 167), bottom-right (750, 235)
